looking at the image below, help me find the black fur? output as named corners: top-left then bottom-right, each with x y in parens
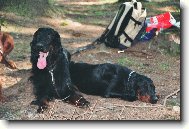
top-left (70, 62), bottom-right (158, 104)
top-left (30, 28), bottom-right (89, 113)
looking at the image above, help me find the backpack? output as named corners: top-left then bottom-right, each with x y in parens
top-left (96, 0), bottom-right (147, 50)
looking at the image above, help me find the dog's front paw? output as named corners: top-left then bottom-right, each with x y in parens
top-left (37, 105), bottom-right (48, 113)
top-left (75, 97), bottom-right (90, 108)
top-left (7, 60), bottom-right (18, 69)
top-left (31, 99), bottom-right (49, 113)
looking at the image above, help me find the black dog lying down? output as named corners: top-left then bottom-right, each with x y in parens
top-left (70, 62), bottom-right (159, 104)
top-left (30, 28), bottom-right (89, 113)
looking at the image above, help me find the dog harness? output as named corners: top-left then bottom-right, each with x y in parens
top-left (47, 54), bottom-right (71, 101)
top-left (128, 71), bottom-right (135, 82)
top-left (49, 69), bottom-right (69, 100)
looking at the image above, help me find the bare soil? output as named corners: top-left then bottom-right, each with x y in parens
top-left (0, 0), bottom-right (180, 120)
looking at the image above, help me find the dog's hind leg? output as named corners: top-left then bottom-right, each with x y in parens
top-left (105, 92), bottom-right (123, 98)
top-left (103, 76), bottom-right (120, 98)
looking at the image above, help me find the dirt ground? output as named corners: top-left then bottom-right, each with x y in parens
top-left (0, 0), bottom-right (180, 120)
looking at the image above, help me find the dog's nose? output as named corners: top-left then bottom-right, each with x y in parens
top-left (150, 96), bottom-right (158, 104)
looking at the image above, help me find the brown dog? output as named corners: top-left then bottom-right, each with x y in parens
top-left (0, 32), bottom-right (17, 69)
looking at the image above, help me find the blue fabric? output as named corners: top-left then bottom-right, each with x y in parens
top-left (139, 28), bottom-right (157, 42)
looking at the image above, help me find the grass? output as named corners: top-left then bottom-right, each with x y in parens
top-left (0, 106), bottom-right (17, 119)
top-left (61, 2), bottom-right (119, 26)
top-left (117, 57), bottom-right (135, 67)
top-left (0, 106), bottom-right (22, 120)
top-left (60, 0), bottom-right (180, 27)
top-left (157, 32), bottom-right (180, 56)
top-left (159, 62), bottom-right (170, 71)
top-left (166, 99), bottom-right (180, 106)
top-left (10, 42), bottom-right (30, 61)
top-left (0, 17), bottom-right (7, 28)
top-left (117, 57), bottom-right (144, 68)
top-left (1, 0), bottom-right (58, 18)
top-left (163, 114), bottom-right (179, 120)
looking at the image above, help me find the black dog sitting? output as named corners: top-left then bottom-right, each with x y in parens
top-left (30, 28), bottom-right (89, 113)
top-left (70, 62), bottom-right (159, 104)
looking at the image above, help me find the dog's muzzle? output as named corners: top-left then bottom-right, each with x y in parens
top-left (150, 96), bottom-right (159, 104)
top-left (35, 43), bottom-right (47, 52)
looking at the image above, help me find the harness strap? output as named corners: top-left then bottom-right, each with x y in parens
top-left (49, 69), bottom-right (72, 101)
top-left (49, 70), bottom-right (60, 98)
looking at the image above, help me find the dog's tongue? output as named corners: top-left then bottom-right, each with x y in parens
top-left (37, 52), bottom-right (49, 69)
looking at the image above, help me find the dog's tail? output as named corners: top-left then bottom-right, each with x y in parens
top-left (71, 39), bottom-right (103, 55)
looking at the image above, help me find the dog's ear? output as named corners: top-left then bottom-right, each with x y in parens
top-left (33, 28), bottom-right (42, 38)
top-left (53, 31), bottom-right (62, 48)
top-left (126, 81), bottom-right (137, 101)
top-left (67, 51), bottom-right (71, 61)
top-left (123, 79), bottom-right (137, 101)
top-left (30, 42), bottom-right (33, 46)
top-left (31, 29), bottom-right (39, 45)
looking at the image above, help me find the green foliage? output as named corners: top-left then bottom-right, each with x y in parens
top-left (10, 41), bottom-right (30, 61)
top-left (159, 63), bottom-right (170, 71)
top-left (157, 32), bottom-right (180, 57)
top-left (60, 21), bottom-right (69, 26)
top-left (62, 2), bottom-right (119, 26)
top-left (0, 0), bottom-right (56, 17)
top-left (117, 57), bottom-right (135, 67)
top-left (0, 17), bottom-right (7, 26)
top-left (117, 57), bottom-right (144, 68)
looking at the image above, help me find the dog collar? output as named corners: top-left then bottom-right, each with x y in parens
top-left (128, 71), bottom-right (135, 82)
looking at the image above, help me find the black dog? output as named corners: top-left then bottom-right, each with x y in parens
top-left (70, 62), bottom-right (159, 104)
top-left (30, 28), bottom-right (89, 113)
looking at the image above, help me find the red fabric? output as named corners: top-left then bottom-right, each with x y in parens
top-left (146, 12), bottom-right (174, 32)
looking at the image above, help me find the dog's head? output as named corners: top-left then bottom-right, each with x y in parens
top-left (135, 74), bottom-right (159, 104)
top-left (31, 28), bottom-right (61, 54)
top-left (30, 28), bottom-right (62, 69)
top-left (125, 73), bottom-right (159, 104)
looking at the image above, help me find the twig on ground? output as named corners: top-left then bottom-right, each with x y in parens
top-left (117, 106), bottom-right (125, 120)
top-left (125, 49), bottom-right (153, 56)
top-left (95, 106), bottom-right (118, 113)
top-left (73, 99), bottom-right (100, 120)
top-left (88, 99), bottom-right (99, 120)
top-left (163, 89), bottom-right (180, 106)
top-left (70, 108), bottom-right (77, 120)
top-left (48, 102), bottom-right (56, 120)
top-left (113, 104), bottom-right (164, 108)
top-left (72, 109), bottom-right (81, 120)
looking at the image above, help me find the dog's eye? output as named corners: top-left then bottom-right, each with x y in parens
top-left (49, 45), bottom-right (54, 49)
